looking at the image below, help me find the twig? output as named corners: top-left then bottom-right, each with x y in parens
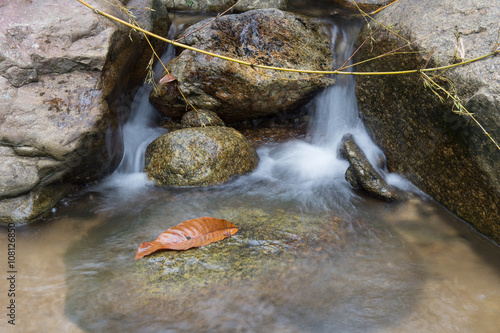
top-left (421, 72), bottom-right (500, 151)
top-left (369, 0), bottom-right (403, 15)
top-left (75, 0), bottom-right (499, 77)
top-left (339, 0), bottom-right (406, 70)
top-left (110, 0), bottom-right (197, 111)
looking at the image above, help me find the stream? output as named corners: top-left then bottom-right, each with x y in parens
top-left (1, 9), bottom-right (500, 333)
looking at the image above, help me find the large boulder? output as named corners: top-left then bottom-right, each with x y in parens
top-left (150, 9), bottom-right (335, 123)
top-left (145, 126), bottom-right (259, 186)
top-left (0, 0), bottom-right (170, 224)
top-left (329, 0), bottom-right (397, 12)
top-left (163, 0), bottom-right (288, 12)
top-left (355, 0), bottom-right (500, 242)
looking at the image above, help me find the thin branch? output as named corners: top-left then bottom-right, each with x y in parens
top-left (421, 72), bottom-right (500, 151)
top-left (110, 0), bottom-right (197, 111)
top-left (75, 0), bottom-right (499, 77)
top-left (369, 0), bottom-right (403, 15)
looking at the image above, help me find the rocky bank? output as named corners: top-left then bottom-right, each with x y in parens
top-left (355, 0), bottom-right (500, 243)
top-left (0, 0), bottom-right (169, 223)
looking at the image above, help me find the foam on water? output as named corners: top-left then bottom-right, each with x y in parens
top-left (95, 24), bottom-right (182, 192)
top-left (97, 17), bottom-right (412, 205)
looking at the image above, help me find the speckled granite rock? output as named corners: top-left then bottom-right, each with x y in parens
top-left (150, 9), bottom-right (334, 122)
top-left (181, 109), bottom-right (225, 128)
top-left (355, 0), bottom-right (500, 242)
top-left (162, 0), bottom-right (288, 12)
top-left (145, 126), bottom-right (259, 186)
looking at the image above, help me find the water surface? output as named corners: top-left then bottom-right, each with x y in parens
top-left (1, 10), bottom-right (500, 333)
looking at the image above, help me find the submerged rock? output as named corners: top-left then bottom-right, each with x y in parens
top-left (63, 198), bottom-right (422, 332)
top-left (150, 8), bottom-right (334, 122)
top-left (355, 0), bottom-right (500, 242)
top-left (144, 126), bottom-right (259, 186)
top-left (163, 0), bottom-right (288, 12)
top-left (340, 134), bottom-right (398, 201)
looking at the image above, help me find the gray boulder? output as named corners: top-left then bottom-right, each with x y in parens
top-left (145, 126), bottom-right (259, 186)
top-left (355, 0), bottom-right (500, 242)
top-left (150, 9), bottom-right (335, 122)
top-left (0, 0), bottom-right (170, 224)
top-left (162, 0), bottom-right (288, 12)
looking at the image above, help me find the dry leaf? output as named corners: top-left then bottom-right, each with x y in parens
top-left (159, 73), bottom-right (176, 85)
top-left (135, 217), bottom-right (238, 259)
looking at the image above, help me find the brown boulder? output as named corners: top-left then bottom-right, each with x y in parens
top-left (145, 126), bottom-right (259, 186)
top-left (150, 9), bottom-right (334, 123)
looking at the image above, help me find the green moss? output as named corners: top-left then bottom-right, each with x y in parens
top-left (130, 207), bottom-right (334, 295)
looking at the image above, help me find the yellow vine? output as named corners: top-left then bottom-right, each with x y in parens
top-left (76, 0), bottom-right (499, 77)
top-left (76, 0), bottom-right (500, 150)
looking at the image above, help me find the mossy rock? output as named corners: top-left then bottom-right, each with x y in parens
top-left (64, 202), bottom-right (422, 332)
top-left (144, 126), bottom-right (259, 186)
top-left (181, 109), bottom-right (225, 128)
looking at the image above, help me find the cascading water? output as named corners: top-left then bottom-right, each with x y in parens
top-left (97, 17), bottom-right (410, 207)
top-left (94, 25), bottom-right (180, 194)
top-left (233, 19), bottom-right (408, 208)
top-left (47, 14), bottom-right (500, 333)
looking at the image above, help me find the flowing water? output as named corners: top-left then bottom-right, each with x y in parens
top-left (1, 13), bottom-right (500, 333)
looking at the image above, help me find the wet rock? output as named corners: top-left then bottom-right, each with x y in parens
top-left (181, 109), bottom-right (225, 128)
top-left (327, 0), bottom-right (397, 13)
top-left (0, 184), bottom-right (76, 223)
top-left (144, 126), bottom-right (259, 186)
top-left (0, 0), bottom-right (170, 224)
top-left (150, 9), bottom-right (334, 122)
top-left (163, 0), bottom-right (288, 12)
top-left (340, 134), bottom-right (398, 201)
top-left (355, 0), bottom-right (500, 242)
top-left (64, 200), bottom-right (422, 332)
top-left (344, 165), bottom-right (362, 189)
top-left (234, 0), bottom-right (288, 12)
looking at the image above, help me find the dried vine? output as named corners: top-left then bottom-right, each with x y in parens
top-left (76, 0), bottom-right (500, 150)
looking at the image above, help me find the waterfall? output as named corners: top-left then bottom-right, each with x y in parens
top-left (237, 19), bottom-right (392, 206)
top-left (308, 21), bottom-right (384, 165)
top-left (94, 24), bottom-right (180, 194)
top-left (95, 18), bottom-right (411, 204)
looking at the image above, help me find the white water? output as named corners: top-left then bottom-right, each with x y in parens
top-left (94, 25), bottom-right (180, 195)
top-left (6, 17), bottom-right (500, 333)
top-left (98, 19), bottom-right (412, 204)
top-left (231, 21), bottom-right (414, 206)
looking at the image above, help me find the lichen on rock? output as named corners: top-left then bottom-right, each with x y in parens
top-left (150, 8), bottom-right (335, 122)
top-left (145, 126), bottom-right (259, 186)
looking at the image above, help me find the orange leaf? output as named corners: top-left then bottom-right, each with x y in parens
top-left (134, 217), bottom-right (238, 260)
top-left (159, 73), bottom-right (176, 85)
